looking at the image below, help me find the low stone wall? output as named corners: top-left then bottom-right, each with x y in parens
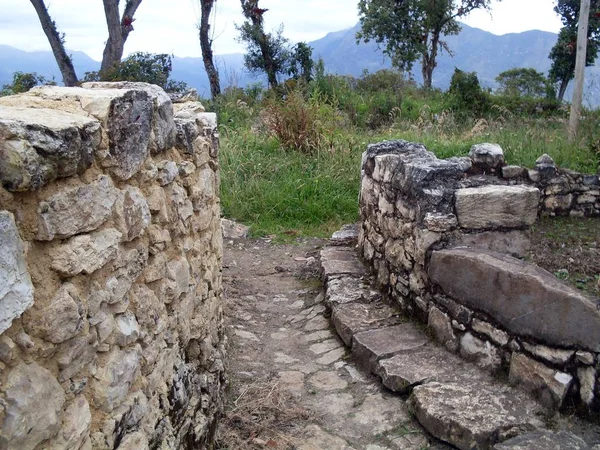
top-left (358, 140), bottom-right (599, 412)
top-left (0, 83), bottom-right (225, 449)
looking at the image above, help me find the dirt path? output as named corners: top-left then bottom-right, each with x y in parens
top-left (216, 237), bottom-right (441, 450)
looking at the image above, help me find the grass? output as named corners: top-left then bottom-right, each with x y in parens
top-left (215, 77), bottom-right (599, 239)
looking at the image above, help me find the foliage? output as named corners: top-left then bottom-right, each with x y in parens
top-left (446, 68), bottom-right (489, 115)
top-left (356, 0), bottom-right (492, 88)
top-left (83, 52), bottom-right (188, 92)
top-left (548, 0), bottom-right (600, 100)
top-left (288, 42), bottom-right (314, 82)
top-left (0, 71), bottom-right (51, 96)
top-left (495, 68), bottom-right (551, 98)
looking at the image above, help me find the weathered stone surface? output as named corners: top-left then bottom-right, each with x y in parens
top-left (92, 346), bottom-right (142, 412)
top-left (460, 332), bottom-right (502, 369)
top-left (493, 430), bottom-right (588, 450)
top-left (330, 223), bottom-right (359, 245)
top-left (501, 165), bottom-right (526, 179)
top-left (50, 228), bottom-right (122, 276)
top-left (472, 319), bottom-right (509, 347)
top-left (508, 353), bottom-right (573, 409)
top-left (221, 218), bottom-right (249, 238)
top-left (352, 323), bottom-right (429, 374)
top-left (0, 211), bottom-right (34, 333)
top-left (409, 381), bottom-right (541, 450)
top-left (469, 143), bottom-right (505, 170)
top-left (115, 431), bottom-right (149, 450)
top-left (455, 185), bottom-right (540, 229)
top-left (325, 276), bottom-right (380, 308)
top-left (578, 366), bottom-right (596, 406)
top-left (331, 302), bottom-right (403, 346)
top-left (423, 213), bottom-right (458, 232)
top-left (82, 81), bottom-right (176, 154)
top-left (377, 344), bottom-right (479, 393)
top-left (320, 247), bottom-right (368, 279)
top-left (113, 186), bottom-right (151, 241)
top-left (157, 160), bottom-right (178, 186)
top-left (449, 230), bottom-right (531, 258)
top-left (37, 176), bottom-right (118, 240)
top-left (427, 306), bottom-right (456, 351)
top-left (46, 395), bottom-right (92, 450)
top-left (521, 342), bottom-right (573, 365)
top-left (429, 248), bottom-right (600, 351)
top-left (1, 361), bottom-right (66, 450)
top-left (0, 106), bottom-right (101, 191)
top-left (109, 311), bottom-right (140, 346)
top-left (22, 282), bottom-right (83, 343)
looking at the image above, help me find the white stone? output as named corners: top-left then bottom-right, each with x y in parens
top-left (1, 361), bottom-right (66, 450)
top-left (460, 332), bottom-right (501, 369)
top-left (92, 346), bottom-right (142, 412)
top-left (46, 395), bottom-right (92, 450)
top-left (471, 319), bottom-right (509, 347)
top-left (37, 176), bottom-right (118, 240)
top-left (113, 186), bottom-right (151, 242)
top-left (0, 211), bottom-right (34, 333)
top-left (110, 311), bottom-right (140, 346)
top-left (50, 228), bottom-right (122, 276)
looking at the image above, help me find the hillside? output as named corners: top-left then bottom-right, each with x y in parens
top-left (2, 23), bottom-right (599, 105)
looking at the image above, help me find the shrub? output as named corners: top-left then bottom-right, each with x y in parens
top-left (446, 68), bottom-right (489, 116)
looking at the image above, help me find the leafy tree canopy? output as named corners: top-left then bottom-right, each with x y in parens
top-left (0, 71), bottom-right (52, 96)
top-left (495, 68), bottom-right (550, 98)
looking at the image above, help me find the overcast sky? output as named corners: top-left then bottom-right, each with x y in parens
top-left (0, 0), bottom-right (563, 61)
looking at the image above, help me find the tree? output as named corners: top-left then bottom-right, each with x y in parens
top-left (495, 68), bottom-right (550, 98)
top-left (28, 0), bottom-right (78, 86)
top-left (549, 0), bottom-right (600, 101)
top-left (238, 0), bottom-right (289, 87)
top-left (29, 0), bottom-right (145, 85)
top-left (199, 0), bottom-right (221, 99)
top-left (288, 42), bottom-right (314, 82)
top-left (83, 52), bottom-right (188, 92)
top-left (1, 71), bottom-right (51, 96)
top-left (357, 0), bottom-right (494, 89)
top-left (447, 68), bottom-right (488, 114)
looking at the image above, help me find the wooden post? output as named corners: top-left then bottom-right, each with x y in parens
top-left (568, 0), bottom-right (591, 141)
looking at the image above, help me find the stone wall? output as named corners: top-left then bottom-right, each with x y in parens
top-left (0, 83), bottom-right (225, 449)
top-left (358, 140), bottom-right (599, 412)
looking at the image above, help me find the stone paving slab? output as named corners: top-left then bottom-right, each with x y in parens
top-left (352, 323), bottom-right (429, 374)
top-left (325, 276), bottom-right (381, 309)
top-left (493, 430), bottom-right (589, 450)
top-left (321, 247), bottom-right (369, 279)
top-left (409, 381), bottom-right (544, 450)
top-left (332, 301), bottom-right (403, 347)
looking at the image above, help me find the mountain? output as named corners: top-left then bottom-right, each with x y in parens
top-left (1, 24), bottom-right (599, 105)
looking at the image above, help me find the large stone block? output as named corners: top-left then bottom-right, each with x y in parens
top-left (455, 185), bottom-right (540, 229)
top-left (50, 228), bottom-right (122, 277)
top-left (92, 346), bottom-right (142, 412)
top-left (0, 361), bottom-right (66, 450)
top-left (0, 211), bottom-right (34, 333)
top-left (37, 176), bottom-right (118, 240)
top-left (0, 106), bottom-right (101, 191)
top-left (429, 248), bottom-right (600, 351)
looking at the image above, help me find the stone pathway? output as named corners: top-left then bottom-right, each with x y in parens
top-left (220, 229), bottom-right (600, 450)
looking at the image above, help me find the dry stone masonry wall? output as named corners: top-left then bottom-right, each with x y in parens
top-left (0, 83), bottom-right (225, 450)
top-left (358, 140), bottom-right (600, 413)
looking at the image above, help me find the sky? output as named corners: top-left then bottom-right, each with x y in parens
top-left (0, 0), bottom-right (564, 61)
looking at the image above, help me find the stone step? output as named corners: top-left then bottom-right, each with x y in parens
top-left (409, 381), bottom-right (544, 450)
top-left (352, 323), bottom-right (429, 374)
top-left (319, 237), bottom-right (598, 450)
top-left (331, 301), bottom-right (403, 347)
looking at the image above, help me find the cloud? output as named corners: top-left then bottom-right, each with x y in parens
top-left (0, 0), bottom-right (561, 61)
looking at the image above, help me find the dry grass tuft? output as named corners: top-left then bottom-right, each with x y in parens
top-left (215, 380), bottom-right (318, 450)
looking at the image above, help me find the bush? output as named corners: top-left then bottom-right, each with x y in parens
top-left (1, 71), bottom-right (51, 96)
top-left (446, 68), bottom-right (489, 116)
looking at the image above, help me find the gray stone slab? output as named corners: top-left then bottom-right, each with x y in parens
top-left (449, 229), bottom-right (531, 258)
top-left (493, 430), bottom-right (589, 449)
top-left (330, 224), bottom-right (359, 246)
top-left (429, 248), bottom-right (600, 351)
top-left (455, 185), bottom-right (539, 229)
top-left (325, 276), bottom-right (380, 309)
top-left (409, 381), bottom-right (543, 450)
top-left (352, 323), bottom-right (429, 374)
top-left (377, 344), bottom-right (486, 393)
top-left (320, 247), bottom-right (368, 279)
top-left (332, 302), bottom-right (403, 347)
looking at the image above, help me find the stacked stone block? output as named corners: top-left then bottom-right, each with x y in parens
top-left (358, 140), bottom-right (599, 412)
top-left (0, 83), bottom-right (225, 449)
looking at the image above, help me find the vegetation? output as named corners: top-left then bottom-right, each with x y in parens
top-left (210, 68), bottom-right (599, 239)
top-left (0, 71), bottom-right (52, 96)
top-left (356, 0), bottom-right (492, 89)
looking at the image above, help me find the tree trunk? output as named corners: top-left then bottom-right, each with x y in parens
top-left (199, 0), bottom-right (221, 98)
top-left (421, 32), bottom-right (440, 90)
top-left (28, 0), bottom-right (78, 86)
top-left (100, 0), bottom-right (144, 75)
top-left (257, 33), bottom-right (278, 88)
top-left (557, 78), bottom-right (570, 102)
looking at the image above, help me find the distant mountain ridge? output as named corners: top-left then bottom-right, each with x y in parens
top-left (1, 23), bottom-right (599, 106)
